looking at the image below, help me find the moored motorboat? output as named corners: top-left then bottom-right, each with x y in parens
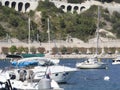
top-left (32, 65), bottom-right (77, 83)
top-left (112, 56), bottom-right (120, 65)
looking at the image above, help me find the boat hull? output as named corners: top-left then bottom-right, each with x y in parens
top-left (76, 63), bottom-right (107, 69)
top-left (112, 62), bottom-right (120, 65)
top-left (0, 74), bottom-right (64, 90)
top-left (33, 66), bottom-right (77, 83)
top-left (33, 71), bottom-right (75, 83)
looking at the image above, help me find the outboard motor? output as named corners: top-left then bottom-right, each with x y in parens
top-left (38, 77), bottom-right (51, 90)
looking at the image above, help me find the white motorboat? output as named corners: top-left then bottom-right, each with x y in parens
top-left (76, 57), bottom-right (107, 69)
top-left (0, 70), bottom-right (64, 90)
top-left (32, 64), bottom-right (77, 83)
top-left (112, 56), bottom-right (120, 65)
top-left (7, 56), bottom-right (77, 83)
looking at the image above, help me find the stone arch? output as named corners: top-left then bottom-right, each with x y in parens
top-left (80, 6), bottom-right (85, 11)
top-left (67, 5), bottom-right (72, 12)
top-left (73, 6), bottom-right (78, 12)
top-left (18, 2), bottom-right (23, 11)
top-left (60, 5), bottom-right (65, 9)
top-left (5, 1), bottom-right (9, 7)
top-left (11, 2), bottom-right (16, 9)
top-left (25, 3), bottom-right (30, 12)
top-left (74, 6), bottom-right (78, 10)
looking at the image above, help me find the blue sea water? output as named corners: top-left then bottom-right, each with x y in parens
top-left (59, 58), bottom-right (120, 90)
top-left (0, 58), bottom-right (120, 90)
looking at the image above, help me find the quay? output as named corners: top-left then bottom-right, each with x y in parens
top-left (45, 54), bottom-right (116, 59)
top-left (0, 38), bottom-right (119, 59)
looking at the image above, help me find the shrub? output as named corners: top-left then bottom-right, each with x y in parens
top-left (9, 45), bottom-right (17, 54)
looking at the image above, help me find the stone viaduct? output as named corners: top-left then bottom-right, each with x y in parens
top-left (0, 0), bottom-right (119, 15)
top-left (0, 0), bottom-right (39, 12)
top-left (50, 0), bottom-right (92, 14)
top-left (0, 0), bottom-right (94, 13)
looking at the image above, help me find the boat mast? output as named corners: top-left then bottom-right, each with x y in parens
top-left (96, 6), bottom-right (100, 55)
top-left (47, 18), bottom-right (51, 53)
top-left (28, 17), bottom-right (31, 53)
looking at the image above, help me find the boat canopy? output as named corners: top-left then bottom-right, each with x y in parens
top-left (21, 53), bottom-right (45, 58)
top-left (11, 57), bottom-right (56, 68)
top-left (11, 60), bottom-right (39, 68)
top-left (6, 54), bottom-right (22, 58)
top-left (6, 53), bottom-right (45, 59)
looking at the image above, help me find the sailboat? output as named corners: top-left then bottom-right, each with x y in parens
top-left (76, 6), bottom-right (107, 69)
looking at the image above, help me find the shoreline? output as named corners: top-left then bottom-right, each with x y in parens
top-left (0, 38), bottom-right (120, 54)
top-left (0, 53), bottom-right (116, 60)
top-left (45, 54), bottom-right (116, 59)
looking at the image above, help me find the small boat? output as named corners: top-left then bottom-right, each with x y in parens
top-left (76, 57), bottom-right (107, 69)
top-left (112, 56), bottom-right (120, 65)
top-left (0, 70), bottom-right (64, 90)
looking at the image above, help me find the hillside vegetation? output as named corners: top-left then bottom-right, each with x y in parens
top-left (68, 0), bottom-right (120, 3)
top-left (0, 1), bottom-right (120, 42)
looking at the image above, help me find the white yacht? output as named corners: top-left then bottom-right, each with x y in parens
top-left (32, 64), bottom-right (76, 83)
top-left (112, 56), bottom-right (120, 65)
top-left (76, 57), bottom-right (107, 69)
top-left (0, 70), bottom-right (64, 90)
top-left (7, 56), bottom-right (77, 83)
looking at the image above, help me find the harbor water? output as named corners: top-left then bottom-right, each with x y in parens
top-left (59, 58), bottom-right (120, 90)
top-left (0, 58), bottom-right (120, 90)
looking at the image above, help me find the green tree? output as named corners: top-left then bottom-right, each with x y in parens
top-left (111, 12), bottom-right (120, 38)
top-left (17, 46), bottom-right (25, 54)
top-left (73, 47), bottom-right (79, 54)
top-left (0, 24), bottom-right (7, 38)
top-left (61, 47), bottom-right (67, 54)
top-left (9, 45), bottom-right (17, 54)
top-left (30, 46), bottom-right (36, 54)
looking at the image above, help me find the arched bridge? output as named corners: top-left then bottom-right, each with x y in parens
top-left (51, 0), bottom-right (92, 14)
top-left (0, 0), bottom-right (112, 15)
top-left (0, 0), bottom-right (38, 12)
